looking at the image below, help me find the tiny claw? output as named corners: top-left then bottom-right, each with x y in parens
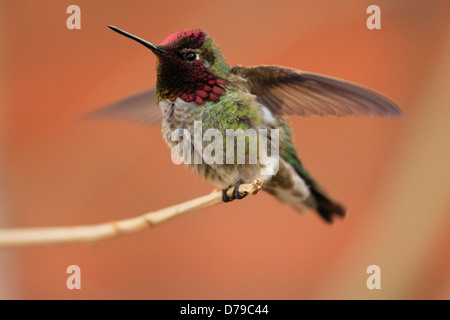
top-left (222, 187), bottom-right (234, 202)
top-left (234, 179), bottom-right (248, 200)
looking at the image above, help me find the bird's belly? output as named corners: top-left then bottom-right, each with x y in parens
top-left (189, 163), bottom-right (272, 188)
top-left (159, 98), bottom-right (278, 188)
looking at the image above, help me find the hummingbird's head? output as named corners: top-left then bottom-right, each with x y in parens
top-left (108, 26), bottom-right (229, 104)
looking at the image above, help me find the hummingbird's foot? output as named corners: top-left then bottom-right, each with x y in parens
top-left (222, 187), bottom-right (234, 202)
top-left (233, 179), bottom-right (248, 200)
top-left (222, 179), bottom-right (248, 202)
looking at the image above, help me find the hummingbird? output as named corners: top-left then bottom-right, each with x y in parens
top-left (90, 26), bottom-right (402, 223)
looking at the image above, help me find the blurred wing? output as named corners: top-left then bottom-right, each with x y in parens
top-left (231, 65), bottom-right (402, 117)
top-left (81, 88), bottom-right (162, 125)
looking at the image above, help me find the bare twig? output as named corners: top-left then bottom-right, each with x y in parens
top-left (0, 179), bottom-right (263, 248)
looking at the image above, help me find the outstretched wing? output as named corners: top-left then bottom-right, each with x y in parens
top-left (231, 65), bottom-right (402, 117)
top-left (81, 88), bottom-right (162, 125)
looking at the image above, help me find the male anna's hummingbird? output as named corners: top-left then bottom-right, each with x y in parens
top-left (94, 26), bottom-right (402, 223)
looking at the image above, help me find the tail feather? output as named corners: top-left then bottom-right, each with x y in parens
top-left (276, 118), bottom-right (346, 223)
top-left (265, 165), bottom-right (346, 223)
top-left (286, 156), bottom-right (346, 223)
top-left (309, 186), bottom-right (346, 223)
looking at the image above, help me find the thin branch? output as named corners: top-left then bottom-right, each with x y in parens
top-left (0, 179), bottom-right (263, 248)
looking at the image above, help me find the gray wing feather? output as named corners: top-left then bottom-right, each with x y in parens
top-left (80, 88), bottom-right (162, 125)
top-left (231, 65), bottom-right (402, 117)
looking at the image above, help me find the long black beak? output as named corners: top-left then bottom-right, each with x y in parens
top-left (108, 25), bottom-right (166, 54)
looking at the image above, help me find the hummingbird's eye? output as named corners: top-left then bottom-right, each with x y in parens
top-left (184, 52), bottom-right (197, 61)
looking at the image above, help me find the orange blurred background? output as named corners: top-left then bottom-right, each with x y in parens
top-left (0, 0), bottom-right (449, 299)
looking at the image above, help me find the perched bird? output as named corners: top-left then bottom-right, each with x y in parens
top-left (88, 26), bottom-right (402, 223)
